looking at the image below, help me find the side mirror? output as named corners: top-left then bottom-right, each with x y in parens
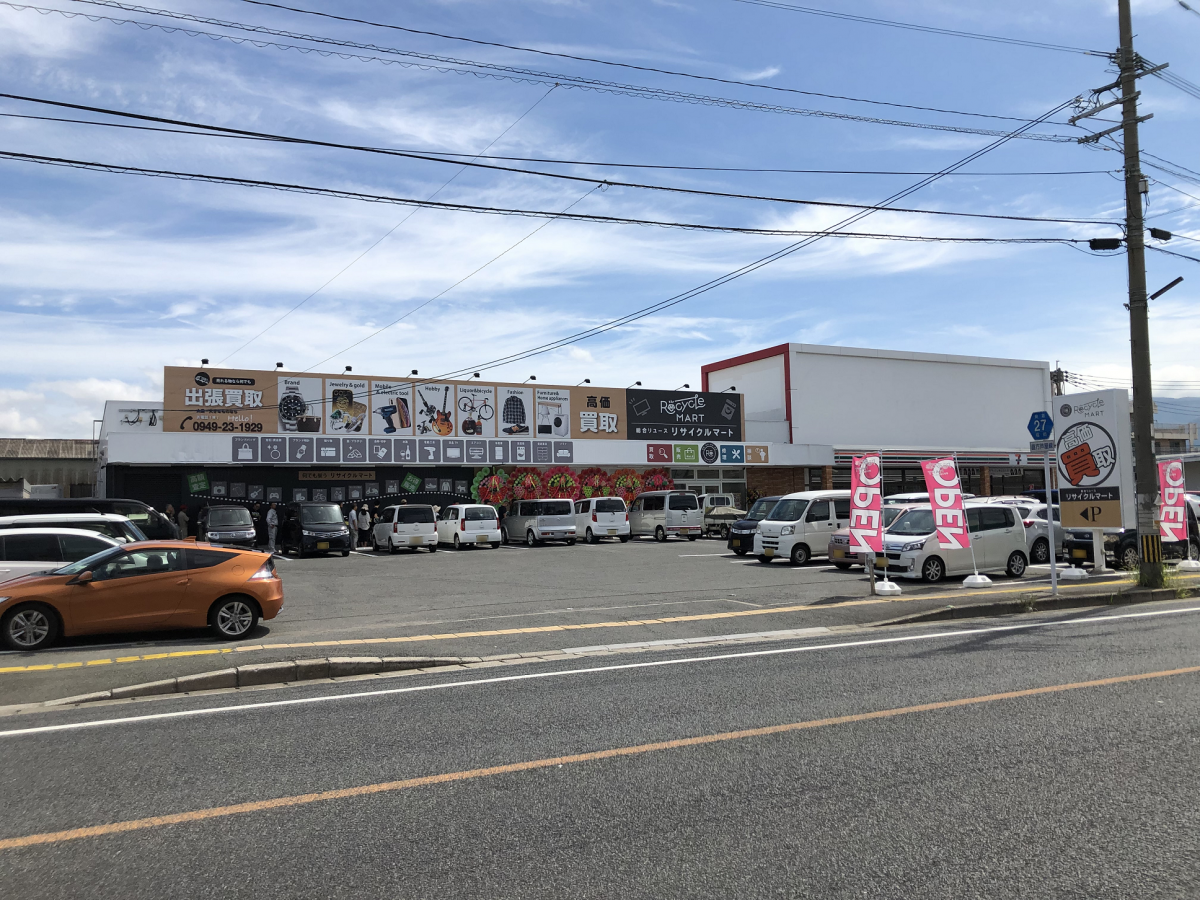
top-left (71, 571), bottom-right (94, 585)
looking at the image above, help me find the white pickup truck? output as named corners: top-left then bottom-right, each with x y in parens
top-left (700, 494), bottom-right (746, 539)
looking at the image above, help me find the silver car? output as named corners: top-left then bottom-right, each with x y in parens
top-left (503, 499), bottom-right (577, 546)
top-left (986, 498), bottom-right (1063, 564)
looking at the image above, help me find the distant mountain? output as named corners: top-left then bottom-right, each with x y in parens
top-left (1153, 396), bottom-right (1200, 426)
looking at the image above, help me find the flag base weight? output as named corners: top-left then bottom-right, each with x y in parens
top-left (963, 574), bottom-right (993, 587)
top-left (1177, 559), bottom-right (1200, 571)
top-left (1059, 566), bottom-right (1088, 581)
top-left (875, 580), bottom-right (902, 596)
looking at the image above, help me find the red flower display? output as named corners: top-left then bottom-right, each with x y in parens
top-left (641, 467), bottom-right (674, 492)
top-left (543, 466), bottom-right (582, 500)
top-left (610, 468), bottom-right (644, 504)
top-left (508, 468), bottom-right (545, 501)
top-left (577, 467), bottom-right (613, 499)
top-left (476, 469), bottom-right (510, 506)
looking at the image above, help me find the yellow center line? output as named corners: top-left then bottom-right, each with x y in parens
top-left (0, 572), bottom-right (1171, 675)
top-left (3, 662), bottom-right (1196, 851)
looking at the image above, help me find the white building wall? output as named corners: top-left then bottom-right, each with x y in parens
top-left (704, 354), bottom-right (789, 443)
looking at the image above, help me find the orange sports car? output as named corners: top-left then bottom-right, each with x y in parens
top-left (0, 541), bottom-right (283, 651)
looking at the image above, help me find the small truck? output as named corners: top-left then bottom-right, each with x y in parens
top-left (700, 493), bottom-right (746, 539)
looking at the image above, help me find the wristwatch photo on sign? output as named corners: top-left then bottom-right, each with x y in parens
top-left (279, 386), bottom-right (307, 433)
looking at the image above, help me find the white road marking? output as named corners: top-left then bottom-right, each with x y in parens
top-left (2, 605), bottom-right (1197, 739)
top-left (678, 553), bottom-right (731, 558)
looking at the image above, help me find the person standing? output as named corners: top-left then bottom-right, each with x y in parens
top-left (176, 505), bottom-right (189, 539)
top-left (345, 503), bottom-right (357, 549)
top-left (266, 502), bottom-right (279, 553)
top-left (164, 504), bottom-right (179, 539)
top-left (357, 504), bottom-right (371, 548)
top-left (251, 502), bottom-right (265, 548)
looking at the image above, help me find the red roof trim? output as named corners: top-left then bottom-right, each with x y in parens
top-left (701, 344), bottom-right (792, 443)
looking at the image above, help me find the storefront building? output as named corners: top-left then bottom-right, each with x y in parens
top-left (97, 366), bottom-right (834, 513)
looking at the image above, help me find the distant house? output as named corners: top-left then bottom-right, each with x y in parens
top-left (0, 439), bottom-right (97, 498)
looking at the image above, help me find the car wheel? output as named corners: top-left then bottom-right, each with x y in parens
top-left (719, 524), bottom-right (730, 540)
top-left (790, 544), bottom-right (810, 566)
top-left (567, 539), bottom-right (577, 546)
top-left (618, 535), bottom-right (630, 543)
top-left (586, 528), bottom-right (597, 544)
top-left (654, 526), bottom-right (667, 543)
top-left (429, 543), bottom-right (438, 552)
top-left (1, 603), bottom-right (59, 651)
top-left (687, 535), bottom-right (697, 542)
top-left (1119, 544), bottom-right (1140, 570)
top-left (389, 538), bottom-right (399, 554)
top-left (921, 557), bottom-right (945, 583)
top-left (1190, 541), bottom-right (1200, 562)
top-left (208, 596), bottom-right (259, 640)
top-left (1006, 550), bottom-right (1028, 578)
top-left (833, 563), bottom-right (852, 570)
top-left (1031, 537), bottom-right (1050, 565)
top-left (453, 534), bottom-right (462, 550)
top-left (526, 530), bottom-right (537, 547)
top-left (341, 550), bottom-right (350, 557)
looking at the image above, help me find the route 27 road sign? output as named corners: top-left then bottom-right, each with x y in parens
top-left (1027, 411), bottom-right (1053, 441)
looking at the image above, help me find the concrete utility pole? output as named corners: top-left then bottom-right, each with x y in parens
top-left (1117, 0), bottom-right (1163, 587)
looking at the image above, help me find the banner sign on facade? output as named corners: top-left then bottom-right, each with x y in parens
top-left (921, 457), bottom-right (971, 549)
top-left (848, 454), bottom-right (884, 554)
top-left (625, 389), bottom-right (743, 441)
top-left (1054, 390), bottom-right (1135, 530)
top-left (1158, 458), bottom-right (1186, 542)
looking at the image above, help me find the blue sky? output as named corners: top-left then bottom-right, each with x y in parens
top-left (1, 0), bottom-right (1198, 436)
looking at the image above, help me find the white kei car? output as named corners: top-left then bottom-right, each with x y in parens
top-left (435, 504), bottom-right (502, 550)
top-left (882, 503), bottom-right (1029, 583)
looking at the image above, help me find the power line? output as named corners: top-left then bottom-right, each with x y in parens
top-left (0, 111), bottom-right (1116, 178)
top-left (217, 84), bottom-right (559, 366)
top-left (4, 2), bottom-right (1078, 142)
top-left (0, 93), bottom-right (1120, 226)
top-left (1148, 245), bottom-right (1200, 265)
top-left (0, 144), bottom-right (1122, 228)
top-left (380, 98), bottom-right (1085, 383)
top-left (727, 0), bottom-right (1108, 56)
top-left (215, 0), bottom-right (1050, 124)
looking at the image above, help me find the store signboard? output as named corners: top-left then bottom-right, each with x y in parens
top-left (626, 389), bottom-right (743, 441)
top-left (1054, 390), bottom-right (1135, 530)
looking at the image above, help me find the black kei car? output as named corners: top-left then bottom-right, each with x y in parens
top-left (281, 501), bottom-right (353, 557)
top-left (726, 495), bottom-right (782, 556)
top-left (196, 504), bottom-right (258, 549)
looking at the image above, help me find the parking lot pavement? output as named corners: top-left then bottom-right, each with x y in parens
top-left (0, 537), bottom-right (1144, 705)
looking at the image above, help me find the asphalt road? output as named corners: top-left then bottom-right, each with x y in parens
top-left (0, 538), bottom-right (1138, 704)
top-left (2, 601), bottom-right (1197, 897)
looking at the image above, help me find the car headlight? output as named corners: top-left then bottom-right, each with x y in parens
top-left (780, 525), bottom-right (794, 536)
top-left (302, 530), bottom-right (319, 537)
top-left (902, 539), bottom-right (927, 552)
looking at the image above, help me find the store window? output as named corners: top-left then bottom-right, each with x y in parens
top-left (671, 469), bottom-right (695, 480)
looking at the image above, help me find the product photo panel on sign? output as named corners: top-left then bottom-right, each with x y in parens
top-left (370, 381), bottom-right (414, 436)
top-left (497, 385), bottom-right (533, 437)
top-left (163, 366), bottom-right (275, 433)
top-left (278, 376), bottom-right (324, 434)
top-left (326, 379), bottom-right (369, 434)
top-left (457, 383), bottom-right (497, 438)
top-left (415, 383), bottom-right (455, 437)
top-left (536, 387), bottom-right (572, 439)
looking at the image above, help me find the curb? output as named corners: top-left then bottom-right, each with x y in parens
top-left (870, 585), bottom-right (1193, 628)
top-left (42, 656), bottom-right (471, 707)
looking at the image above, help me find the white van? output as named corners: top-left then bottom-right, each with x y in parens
top-left (574, 497), bottom-right (630, 543)
top-left (629, 490), bottom-right (701, 542)
top-left (0, 513), bottom-right (146, 544)
top-left (0, 528), bottom-right (122, 583)
top-left (371, 504), bottom-right (438, 553)
top-left (503, 499), bottom-right (577, 546)
top-left (883, 503), bottom-right (1029, 582)
top-left (753, 490), bottom-right (852, 565)
top-left (436, 504), bottom-right (502, 549)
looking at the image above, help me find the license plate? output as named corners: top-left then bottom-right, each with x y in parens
top-left (476, 535), bottom-right (490, 543)
top-left (607, 529), bottom-right (617, 535)
top-left (731, 538), bottom-right (740, 547)
top-left (832, 548), bottom-right (845, 559)
top-left (764, 548), bottom-right (774, 557)
top-left (409, 536), bottom-right (422, 545)
top-left (1072, 548), bottom-right (1088, 558)
top-left (317, 542), bottom-right (329, 550)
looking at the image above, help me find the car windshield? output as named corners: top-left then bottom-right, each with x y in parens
top-left (53, 545), bottom-right (123, 576)
top-left (301, 505), bottom-right (343, 525)
top-left (888, 509), bottom-right (936, 536)
top-left (465, 507), bottom-right (498, 521)
top-left (766, 499), bottom-right (807, 522)
top-left (883, 507), bottom-right (906, 528)
top-left (668, 494), bottom-right (698, 511)
top-left (747, 499), bottom-right (777, 521)
top-left (538, 501), bottom-right (573, 517)
top-left (208, 508), bottom-right (253, 527)
top-left (595, 499), bottom-right (625, 513)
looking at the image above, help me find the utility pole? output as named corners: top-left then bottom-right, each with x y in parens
top-left (1117, 0), bottom-right (1163, 587)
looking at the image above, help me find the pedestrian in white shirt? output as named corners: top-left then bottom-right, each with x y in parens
top-left (266, 503), bottom-right (279, 553)
top-left (357, 505), bottom-right (371, 547)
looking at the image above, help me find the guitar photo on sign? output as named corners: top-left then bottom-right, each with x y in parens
top-left (416, 384), bottom-right (455, 436)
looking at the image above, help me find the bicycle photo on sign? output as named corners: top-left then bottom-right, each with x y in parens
top-left (456, 384), bottom-right (497, 437)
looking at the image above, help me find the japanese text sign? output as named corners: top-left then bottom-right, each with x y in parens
top-left (1158, 458), bottom-right (1186, 542)
top-left (921, 457), bottom-right (971, 550)
top-left (848, 454), bottom-right (884, 554)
